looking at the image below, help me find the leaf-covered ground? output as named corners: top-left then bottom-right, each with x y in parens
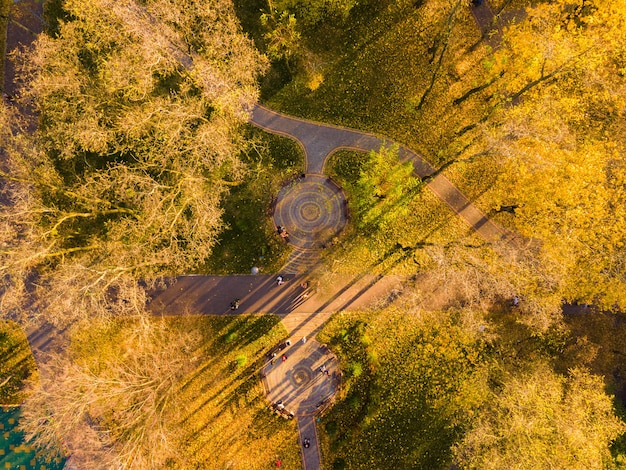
top-left (317, 306), bottom-right (490, 469)
top-left (72, 315), bottom-right (300, 469)
top-left (317, 303), bottom-right (626, 469)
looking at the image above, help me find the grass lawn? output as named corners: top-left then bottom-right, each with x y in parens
top-left (201, 126), bottom-right (305, 274)
top-left (71, 315), bottom-right (301, 469)
top-left (0, 321), bottom-right (37, 405)
top-left (316, 305), bottom-right (490, 469)
top-left (322, 150), bottom-right (484, 277)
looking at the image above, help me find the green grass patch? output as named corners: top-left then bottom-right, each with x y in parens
top-left (322, 150), bottom-right (483, 276)
top-left (201, 126), bottom-right (304, 274)
top-left (317, 307), bottom-right (490, 469)
top-left (71, 315), bottom-right (300, 469)
top-left (0, 321), bottom-right (37, 405)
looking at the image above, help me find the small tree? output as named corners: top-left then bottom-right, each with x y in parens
top-left (352, 144), bottom-right (423, 233)
top-left (261, 10), bottom-right (302, 74)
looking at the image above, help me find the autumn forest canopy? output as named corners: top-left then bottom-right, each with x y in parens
top-left (2, 0), bottom-right (626, 468)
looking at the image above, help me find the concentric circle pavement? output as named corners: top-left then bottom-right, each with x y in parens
top-left (262, 340), bottom-right (340, 416)
top-left (274, 175), bottom-right (348, 249)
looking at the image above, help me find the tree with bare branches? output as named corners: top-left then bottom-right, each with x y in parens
top-left (19, 317), bottom-right (201, 469)
top-left (0, 0), bottom-right (267, 327)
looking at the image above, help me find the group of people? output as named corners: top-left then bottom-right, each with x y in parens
top-left (277, 226), bottom-right (290, 243)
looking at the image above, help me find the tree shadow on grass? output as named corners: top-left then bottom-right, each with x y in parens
top-left (175, 315), bottom-right (286, 434)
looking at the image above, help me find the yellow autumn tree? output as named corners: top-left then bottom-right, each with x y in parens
top-left (454, 364), bottom-right (625, 470)
top-left (475, 0), bottom-right (626, 311)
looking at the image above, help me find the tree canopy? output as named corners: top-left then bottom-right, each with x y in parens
top-left (454, 364), bottom-right (625, 469)
top-left (0, 0), bottom-right (267, 326)
top-left (20, 317), bottom-right (201, 469)
top-left (477, 0), bottom-right (626, 310)
top-left (353, 144), bottom-right (423, 233)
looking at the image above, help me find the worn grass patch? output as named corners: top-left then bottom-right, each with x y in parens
top-left (71, 315), bottom-right (299, 469)
top-left (201, 126), bottom-right (304, 274)
top-left (0, 321), bottom-right (37, 405)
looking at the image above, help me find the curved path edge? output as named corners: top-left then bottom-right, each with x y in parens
top-left (249, 104), bottom-right (507, 243)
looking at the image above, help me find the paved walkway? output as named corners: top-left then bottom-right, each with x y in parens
top-left (2, 0), bottom-right (68, 362)
top-left (260, 339), bottom-right (342, 470)
top-left (274, 175), bottom-right (347, 250)
top-left (296, 414), bottom-right (322, 470)
top-left (470, 0), bottom-right (502, 48)
top-left (148, 273), bottom-right (403, 336)
top-left (250, 104), bottom-right (507, 243)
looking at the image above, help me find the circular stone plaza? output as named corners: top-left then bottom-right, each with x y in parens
top-left (264, 174), bottom-right (346, 414)
top-left (273, 174), bottom-right (348, 249)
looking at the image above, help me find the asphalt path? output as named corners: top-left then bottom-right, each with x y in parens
top-left (250, 104), bottom-right (507, 243)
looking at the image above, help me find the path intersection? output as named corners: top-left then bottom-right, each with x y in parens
top-left (148, 97), bottom-right (510, 469)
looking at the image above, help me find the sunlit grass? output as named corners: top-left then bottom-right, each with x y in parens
top-left (72, 315), bottom-right (300, 469)
top-left (317, 306), bottom-right (489, 470)
top-left (173, 315), bottom-right (299, 469)
top-left (0, 321), bottom-right (37, 405)
top-left (323, 150), bottom-right (484, 277)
